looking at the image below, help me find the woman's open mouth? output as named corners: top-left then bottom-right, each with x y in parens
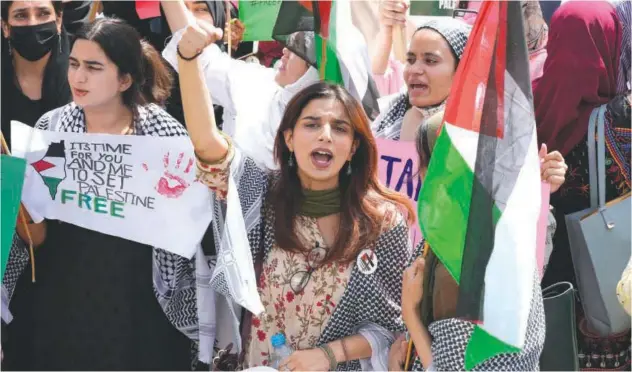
top-left (310, 149), bottom-right (334, 169)
top-left (409, 83), bottom-right (429, 96)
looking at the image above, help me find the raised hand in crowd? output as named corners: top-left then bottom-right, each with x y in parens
top-left (379, 0), bottom-right (409, 28)
top-left (372, 0), bottom-right (409, 76)
top-left (224, 18), bottom-right (245, 52)
top-left (539, 143), bottom-right (567, 194)
top-left (177, 21), bottom-right (228, 163)
top-left (177, 20), bottom-right (223, 60)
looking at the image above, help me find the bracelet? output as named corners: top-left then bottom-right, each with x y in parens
top-left (195, 131), bottom-right (234, 169)
top-left (319, 344), bottom-right (338, 371)
top-left (177, 44), bottom-right (201, 61)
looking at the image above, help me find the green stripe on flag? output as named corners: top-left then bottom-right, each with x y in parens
top-left (418, 126), bottom-right (502, 284)
top-left (1, 155), bottom-right (27, 280)
top-left (239, 0), bottom-right (283, 41)
top-left (466, 325), bottom-right (520, 370)
top-left (42, 176), bottom-right (63, 199)
top-left (418, 126), bottom-right (473, 284)
top-left (315, 34), bottom-right (343, 84)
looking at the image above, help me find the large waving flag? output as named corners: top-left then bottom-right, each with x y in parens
top-left (272, 0), bottom-right (380, 120)
top-left (418, 1), bottom-right (541, 369)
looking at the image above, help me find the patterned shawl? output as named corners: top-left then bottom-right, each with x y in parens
top-left (3, 103), bottom-right (211, 366)
top-left (207, 149), bottom-right (413, 370)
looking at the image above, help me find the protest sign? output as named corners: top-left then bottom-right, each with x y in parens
top-left (410, 0), bottom-right (458, 16)
top-left (376, 138), bottom-right (422, 248)
top-left (11, 121), bottom-right (213, 259)
top-left (1, 155), bottom-right (27, 279)
top-left (239, 0), bottom-right (283, 41)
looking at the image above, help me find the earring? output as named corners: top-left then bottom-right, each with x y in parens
top-left (346, 161), bottom-right (352, 175)
top-left (58, 34), bottom-right (62, 54)
top-left (7, 39), bottom-right (11, 56)
top-left (288, 152), bottom-right (295, 167)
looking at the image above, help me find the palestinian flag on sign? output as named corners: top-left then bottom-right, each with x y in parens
top-left (272, 0), bottom-right (380, 120)
top-left (418, 1), bottom-right (541, 369)
top-left (31, 140), bottom-right (67, 200)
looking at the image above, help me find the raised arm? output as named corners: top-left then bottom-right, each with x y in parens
top-left (372, 0), bottom-right (408, 74)
top-left (177, 22), bottom-right (228, 163)
top-left (160, 0), bottom-right (195, 34)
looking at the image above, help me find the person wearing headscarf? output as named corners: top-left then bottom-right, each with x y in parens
top-left (534, 0), bottom-right (630, 282)
top-left (161, 0), bottom-right (319, 170)
top-left (372, 18), bottom-right (471, 141)
top-left (523, 1), bottom-right (549, 81)
top-left (534, 1), bottom-right (631, 368)
top-left (461, 1), bottom-right (548, 81)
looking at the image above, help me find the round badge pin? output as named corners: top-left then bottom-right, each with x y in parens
top-left (357, 249), bottom-right (378, 275)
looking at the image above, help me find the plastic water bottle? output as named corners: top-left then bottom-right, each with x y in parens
top-left (269, 333), bottom-right (293, 370)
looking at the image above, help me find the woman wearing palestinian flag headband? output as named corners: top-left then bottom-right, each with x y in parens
top-left (177, 16), bottom-right (416, 370)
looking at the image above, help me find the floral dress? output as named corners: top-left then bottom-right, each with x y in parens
top-left (197, 139), bottom-right (412, 370)
top-left (244, 216), bottom-right (353, 367)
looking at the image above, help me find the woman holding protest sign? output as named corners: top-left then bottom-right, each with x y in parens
top-left (3, 18), bottom-right (197, 370)
top-left (177, 17), bottom-right (414, 370)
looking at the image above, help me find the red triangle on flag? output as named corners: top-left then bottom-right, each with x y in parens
top-left (32, 159), bottom-right (55, 173)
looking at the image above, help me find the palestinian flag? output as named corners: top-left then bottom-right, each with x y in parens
top-left (418, 1), bottom-right (541, 369)
top-left (272, 0), bottom-right (380, 120)
top-left (31, 140), bottom-right (67, 200)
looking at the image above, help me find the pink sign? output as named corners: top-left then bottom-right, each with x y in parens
top-left (376, 138), bottom-right (422, 248)
top-left (536, 182), bottom-right (551, 278)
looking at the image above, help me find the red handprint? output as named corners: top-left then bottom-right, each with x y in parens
top-left (143, 152), bottom-right (194, 199)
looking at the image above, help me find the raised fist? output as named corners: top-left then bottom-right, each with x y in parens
top-left (177, 21), bottom-right (223, 59)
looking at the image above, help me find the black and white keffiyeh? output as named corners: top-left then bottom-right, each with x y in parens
top-left (410, 270), bottom-right (545, 371)
top-left (417, 19), bottom-right (471, 63)
top-left (3, 103), bottom-right (207, 365)
top-left (208, 148), bottom-right (413, 370)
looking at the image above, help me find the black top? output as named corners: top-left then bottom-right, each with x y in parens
top-left (3, 221), bottom-right (191, 371)
top-left (0, 30), bottom-right (71, 151)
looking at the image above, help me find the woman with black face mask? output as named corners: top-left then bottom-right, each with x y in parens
top-left (1, 0), bottom-right (71, 151)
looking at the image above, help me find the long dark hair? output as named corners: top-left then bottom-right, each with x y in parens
top-left (270, 82), bottom-right (414, 265)
top-left (73, 17), bottom-right (172, 109)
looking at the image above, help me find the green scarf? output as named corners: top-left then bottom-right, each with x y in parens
top-left (299, 188), bottom-right (341, 218)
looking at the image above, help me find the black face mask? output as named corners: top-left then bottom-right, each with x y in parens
top-left (9, 21), bottom-right (58, 61)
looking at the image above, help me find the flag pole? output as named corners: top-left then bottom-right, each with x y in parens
top-left (0, 134), bottom-right (35, 282)
top-left (403, 241), bottom-right (430, 371)
top-left (320, 38), bottom-right (328, 80)
top-left (226, 1), bottom-right (232, 59)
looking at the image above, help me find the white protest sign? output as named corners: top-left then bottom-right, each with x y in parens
top-left (12, 121), bottom-right (213, 258)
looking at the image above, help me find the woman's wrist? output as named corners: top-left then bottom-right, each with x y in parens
top-left (402, 302), bottom-right (421, 324)
top-left (319, 344), bottom-right (339, 370)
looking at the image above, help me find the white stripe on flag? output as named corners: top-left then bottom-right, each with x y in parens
top-left (482, 127), bottom-right (540, 348)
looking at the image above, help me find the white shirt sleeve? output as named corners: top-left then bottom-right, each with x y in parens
top-left (162, 28), bottom-right (276, 117)
top-left (354, 322), bottom-right (397, 371)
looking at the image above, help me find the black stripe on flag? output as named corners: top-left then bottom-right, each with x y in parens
top-left (456, 1), bottom-right (535, 323)
top-left (272, 1), bottom-right (316, 67)
top-left (456, 29), bottom-right (501, 322)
